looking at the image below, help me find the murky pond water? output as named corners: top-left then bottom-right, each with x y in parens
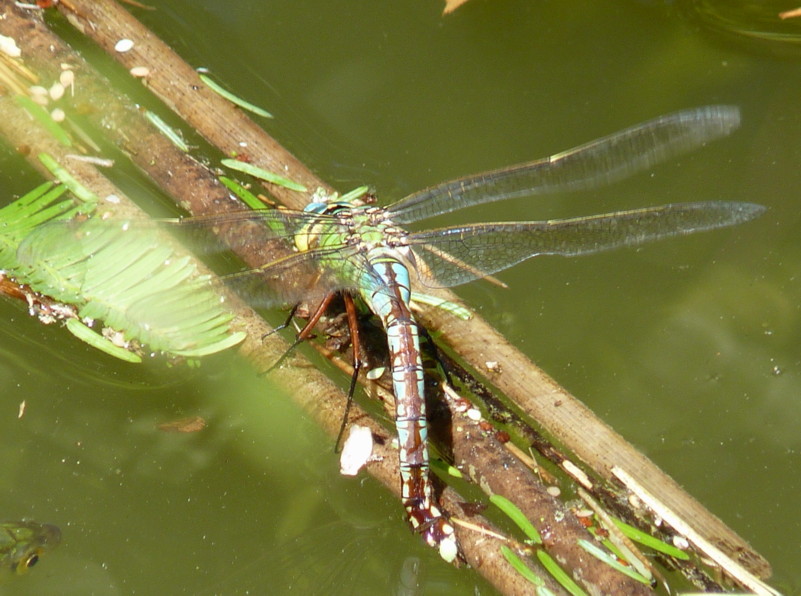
top-left (1, 1), bottom-right (799, 593)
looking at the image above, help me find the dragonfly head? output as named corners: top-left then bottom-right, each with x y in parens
top-left (303, 201), bottom-right (330, 215)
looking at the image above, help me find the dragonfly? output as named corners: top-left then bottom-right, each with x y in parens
top-left (37, 105), bottom-right (765, 561)
top-left (147, 104), bottom-right (763, 561)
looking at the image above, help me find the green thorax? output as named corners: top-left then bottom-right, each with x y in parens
top-left (295, 199), bottom-right (411, 257)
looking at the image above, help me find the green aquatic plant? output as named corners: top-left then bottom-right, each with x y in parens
top-left (0, 175), bottom-right (245, 361)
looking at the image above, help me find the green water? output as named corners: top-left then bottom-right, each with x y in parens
top-left (1, 0), bottom-right (800, 593)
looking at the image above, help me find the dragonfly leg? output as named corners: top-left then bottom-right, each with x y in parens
top-left (334, 293), bottom-right (363, 452)
top-left (260, 303), bottom-right (300, 340)
top-left (262, 293), bottom-right (337, 374)
top-left (262, 293), bottom-right (365, 455)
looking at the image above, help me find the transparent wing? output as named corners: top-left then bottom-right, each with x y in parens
top-left (16, 213), bottom-right (387, 311)
top-left (15, 208), bottom-right (348, 257)
top-left (145, 210), bottom-right (399, 308)
top-left (156, 211), bottom-right (399, 308)
top-left (408, 201), bottom-right (765, 288)
top-left (388, 106), bottom-right (740, 224)
top-left (151, 208), bottom-right (348, 255)
top-left (215, 244), bottom-right (381, 309)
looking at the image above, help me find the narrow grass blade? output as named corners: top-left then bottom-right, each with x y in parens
top-left (198, 70), bottom-right (273, 118)
top-left (222, 158), bottom-right (307, 192)
top-left (337, 185), bottom-right (371, 203)
top-left (577, 539), bottom-right (652, 585)
top-left (219, 175), bottom-right (267, 210)
top-left (15, 95), bottom-right (72, 146)
top-left (38, 153), bottom-right (99, 204)
top-left (610, 517), bottom-right (690, 560)
top-left (536, 549), bottom-right (588, 596)
top-left (145, 110), bottom-right (189, 152)
top-left (499, 545), bottom-right (553, 594)
top-left (490, 494), bottom-right (541, 544)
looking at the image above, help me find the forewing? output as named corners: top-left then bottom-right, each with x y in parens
top-left (16, 211), bottom-right (362, 310)
top-left (388, 106), bottom-right (740, 224)
top-left (152, 208), bottom-right (344, 256)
